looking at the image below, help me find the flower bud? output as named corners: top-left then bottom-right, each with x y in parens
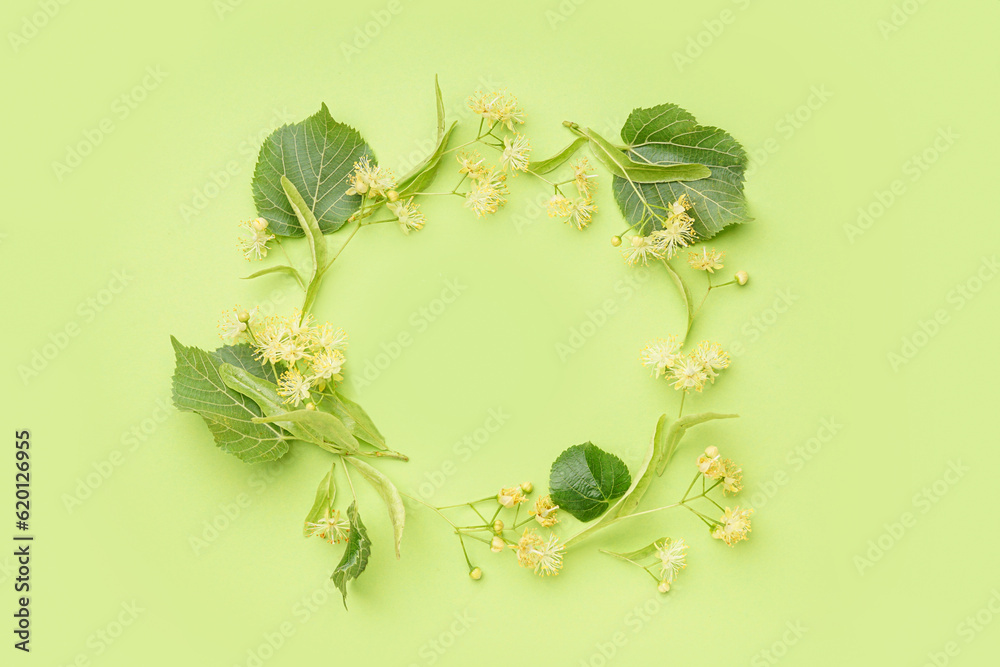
top-left (735, 270), bottom-right (749, 286)
top-left (305, 402), bottom-right (316, 411)
top-left (387, 190), bottom-right (400, 202)
top-left (611, 235), bottom-right (622, 247)
top-left (704, 446), bottom-right (719, 458)
top-left (658, 581), bottom-right (671, 594)
top-left (469, 567), bottom-right (482, 580)
top-left (250, 217), bottom-right (269, 232)
top-left (490, 536), bottom-right (505, 553)
top-left (492, 519), bottom-right (504, 533)
top-left (236, 309), bottom-right (251, 323)
top-left (520, 481), bottom-right (533, 494)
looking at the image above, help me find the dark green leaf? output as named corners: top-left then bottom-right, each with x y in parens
top-left (170, 337), bottom-right (288, 463)
top-left (252, 104), bottom-right (373, 236)
top-left (332, 502), bottom-right (372, 609)
top-left (614, 103), bottom-right (750, 239)
top-left (211, 343), bottom-right (281, 384)
top-left (549, 442), bottom-right (631, 522)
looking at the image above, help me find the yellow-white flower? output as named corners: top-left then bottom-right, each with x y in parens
top-left (497, 486), bottom-right (527, 508)
top-left (569, 198), bottom-right (597, 230)
top-left (622, 235), bottom-right (664, 266)
top-left (467, 90), bottom-right (524, 131)
top-left (529, 495), bottom-right (559, 527)
top-left (387, 198), bottom-right (426, 234)
top-left (546, 194), bottom-right (574, 218)
top-left (490, 536), bottom-right (506, 553)
top-left (346, 156), bottom-right (396, 199)
top-left (277, 367), bottom-right (312, 406)
top-left (305, 510), bottom-right (350, 544)
top-left (688, 247), bottom-right (725, 273)
top-left (651, 214), bottom-right (696, 259)
top-left (712, 506), bottom-right (753, 546)
top-left (500, 133), bottom-right (531, 173)
top-left (669, 354), bottom-right (709, 392)
top-left (511, 529), bottom-right (565, 576)
top-left (693, 341), bottom-right (730, 380)
top-left (669, 194), bottom-right (694, 217)
top-left (640, 336), bottom-right (681, 378)
top-left (218, 307), bottom-right (252, 342)
top-left (655, 537), bottom-right (688, 583)
top-left (457, 151), bottom-right (487, 179)
top-left (721, 459), bottom-right (742, 495)
top-left (572, 158), bottom-right (597, 197)
top-left (697, 446), bottom-right (724, 479)
top-left (238, 218), bottom-right (275, 260)
top-left (311, 323), bottom-right (348, 351)
top-left (464, 170), bottom-right (507, 218)
top-left (310, 349), bottom-right (346, 382)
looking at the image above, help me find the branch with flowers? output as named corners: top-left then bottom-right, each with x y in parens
top-left (169, 77), bottom-right (754, 605)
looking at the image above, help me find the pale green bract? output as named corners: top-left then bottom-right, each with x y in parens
top-left (252, 103), bottom-right (373, 236)
top-left (612, 103), bottom-right (750, 239)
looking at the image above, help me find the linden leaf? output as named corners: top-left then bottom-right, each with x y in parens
top-left (329, 391), bottom-right (387, 451)
top-left (613, 103), bottom-right (750, 239)
top-left (332, 502), bottom-right (372, 609)
top-left (170, 337), bottom-right (288, 463)
top-left (252, 104), bottom-right (373, 237)
top-left (549, 442), bottom-right (631, 522)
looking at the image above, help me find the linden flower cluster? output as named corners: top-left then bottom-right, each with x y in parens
top-left (546, 158), bottom-right (598, 230)
top-left (305, 509), bottom-right (350, 544)
top-left (238, 217), bottom-right (276, 261)
top-left (459, 156), bottom-right (510, 218)
top-left (640, 337), bottom-right (731, 393)
top-left (346, 156), bottom-right (427, 234)
top-left (620, 195), bottom-right (696, 265)
top-left (693, 446), bottom-right (753, 546)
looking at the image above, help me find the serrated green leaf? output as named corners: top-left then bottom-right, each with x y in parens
top-left (345, 456), bottom-right (405, 558)
top-left (252, 104), bottom-right (373, 236)
top-left (528, 136), bottom-right (587, 175)
top-left (304, 462), bottom-right (337, 536)
top-left (254, 409), bottom-right (359, 453)
top-left (549, 442), bottom-right (631, 522)
top-left (241, 264), bottom-right (304, 288)
top-left (170, 337), bottom-right (288, 463)
top-left (211, 343), bottom-right (280, 384)
top-left (330, 392), bottom-right (387, 450)
top-left (614, 104), bottom-right (750, 239)
top-left (332, 502), bottom-right (371, 609)
top-left (655, 412), bottom-right (740, 476)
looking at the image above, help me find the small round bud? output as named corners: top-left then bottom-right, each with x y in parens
top-left (631, 236), bottom-right (644, 247)
top-left (387, 190), bottom-right (400, 202)
top-left (492, 520), bottom-right (504, 533)
top-left (469, 567), bottom-right (482, 580)
top-left (490, 536), bottom-right (505, 553)
top-left (520, 481), bottom-right (533, 494)
top-left (658, 581), bottom-right (670, 594)
top-left (704, 446), bottom-right (719, 458)
top-left (305, 403), bottom-right (316, 411)
top-left (611, 235), bottom-right (622, 247)
top-left (236, 309), bottom-right (251, 323)
top-left (250, 217), bottom-right (268, 231)
top-left (735, 270), bottom-right (749, 286)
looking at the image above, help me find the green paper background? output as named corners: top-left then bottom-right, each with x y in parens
top-left (4, 0), bottom-right (999, 664)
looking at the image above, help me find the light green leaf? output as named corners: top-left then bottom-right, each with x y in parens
top-left (241, 265), bottom-right (304, 288)
top-left (435, 75), bottom-right (445, 140)
top-left (549, 442), bottom-right (631, 522)
top-left (655, 412), bottom-right (740, 476)
top-left (304, 462), bottom-right (337, 536)
top-left (528, 137), bottom-right (587, 175)
top-left (602, 540), bottom-right (663, 563)
top-left (330, 392), bottom-right (387, 450)
top-left (254, 409), bottom-right (359, 453)
top-left (170, 337), bottom-right (287, 463)
top-left (660, 260), bottom-right (693, 342)
top-left (331, 502), bottom-right (372, 609)
top-left (615, 414), bottom-right (670, 517)
top-left (252, 104), bottom-right (373, 236)
top-left (580, 125), bottom-right (711, 183)
top-left (281, 175), bottom-right (327, 275)
top-left (613, 103), bottom-right (750, 239)
top-left (396, 121), bottom-right (458, 198)
top-left (345, 456), bottom-right (405, 558)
